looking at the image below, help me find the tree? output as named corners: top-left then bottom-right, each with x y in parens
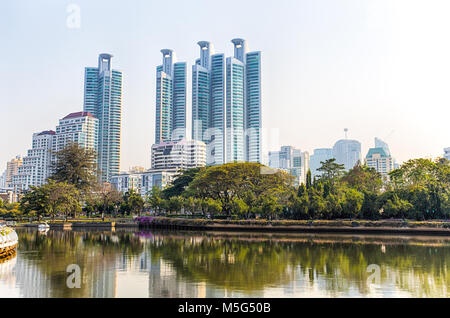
top-left (342, 163), bottom-right (383, 193)
top-left (188, 162), bottom-right (294, 217)
top-left (146, 186), bottom-right (164, 215)
top-left (123, 189), bottom-right (145, 216)
top-left (96, 183), bottom-right (123, 220)
top-left (306, 170), bottom-right (312, 189)
top-left (51, 142), bottom-right (98, 195)
top-left (161, 168), bottom-right (202, 199)
top-left (167, 196), bottom-right (184, 214)
top-left (317, 159), bottom-right (345, 185)
top-left (381, 194), bottom-right (413, 219)
top-left (19, 180), bottom-right (80, 221)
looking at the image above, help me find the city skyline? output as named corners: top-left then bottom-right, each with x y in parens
top-left (2, 0), bottom-right (450, 172)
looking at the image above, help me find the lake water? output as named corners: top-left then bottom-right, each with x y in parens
top-left (0, 228), bottom-right (449, 298)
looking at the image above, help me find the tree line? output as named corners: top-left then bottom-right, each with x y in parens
top-left (147, 158), bottom-right (449, 220)
top-left (6, 142), bottom-right (449, 221)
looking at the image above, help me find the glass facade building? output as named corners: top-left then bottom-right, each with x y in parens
top-left (191, 39), bottom-right (262, 165)
top-left (156, 50), bottom-right (187, 143)
top-left (83, 54), bottom-right (123, 182)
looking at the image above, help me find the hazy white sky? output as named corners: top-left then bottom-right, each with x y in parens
top-left (1, 0), bottom-right (449, 171)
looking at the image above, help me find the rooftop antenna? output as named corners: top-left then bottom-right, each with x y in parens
top-left (344, 128), bottom-right (348, 139)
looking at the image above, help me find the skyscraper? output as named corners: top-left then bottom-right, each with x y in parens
top-left (245, 50), bottom-right (262, 163)
top-left (84, 53), bottom-right (123, 182)
top-left (156, 49), bottom-right (187, 144)
top-left (269, 146), bottom-right (309, 185)
top-left (374, 137), bottom-right (391, 157)
top-left (191, 38), bottom-right (262, 165)
top-left (309, 148), bottom-right (334, 178)
top-left (444, 147), bottom-right (450, 160)
top-left (226, 56), bottom-right (245, 162)
top-left (332, 139), bottom-right (361, 170)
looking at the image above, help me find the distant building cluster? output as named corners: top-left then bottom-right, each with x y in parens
top-left (268, 146), bottom-right (309, 186)
top-left (1, 41), bottom-right (447, 203)
top-left (154, 39), bottom-right (262, 166)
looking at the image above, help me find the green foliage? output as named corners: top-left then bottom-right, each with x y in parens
top-left (51, 142), bottom-right (98, 195)
top-left (19, 180), bottom-right (81, 220)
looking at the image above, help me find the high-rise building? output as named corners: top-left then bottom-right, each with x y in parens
top-left (226, 56), bottom-right (245, 163)
top-left (0, 170), bottom-right (6, 189)
top-left (84, 53), bottom-right (123, 182)
top-left (309, 148), bottom-right (334, 178)
top-left (54, 112), bottom-right (99, 153)
top-left (191, 39), bottom-right (262, 165)
top-left (365, 147), bottom-right (394, 176)
top-left (151, 139), bottom-right (206, 170)
top-left (332, 139), bottom-right (361, 170)
top-left (245, 50), bottom-right (262, 163)
top-left (13, 131), bottom-right (55, 191)
top-left (5, 156), bottom-right (23, 189)
top-left (156, 49), bottom-right (187, 144)
top-left (269, 146), bottom-right (309, 185)
top-left (375, 137), bottom-right (391, 156)
top-left (444, 147), bottom-right (450, 160)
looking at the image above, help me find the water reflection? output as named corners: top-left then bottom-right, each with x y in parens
top-left (0, 229), bottom-right (448, 298)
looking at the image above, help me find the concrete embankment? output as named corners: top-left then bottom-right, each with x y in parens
top-left (138, 218), bottom-right (450, 236)
top-left (19, 221), bottom-right (138, 230)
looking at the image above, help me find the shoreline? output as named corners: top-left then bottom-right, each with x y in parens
top-left (139, 217), bottom-right (450, 236)
top-left (11, 217), bottom-right (450, 236)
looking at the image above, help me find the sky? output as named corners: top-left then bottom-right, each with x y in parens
top-left (1, 0), bottom-right (449, 171)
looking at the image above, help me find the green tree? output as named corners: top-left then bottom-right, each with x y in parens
top-left (306, 169), bottom-right (312, 189)
top-left (123, 189), bottom-right (145, 216)
top-left (317, 159), bottom-right (345, 185)
top-left (188, 162), bottom-right (294, 217)
top-left (146, 186), bottom-right (164, 215)
top-left (51, 142), bottom-right (98, 195)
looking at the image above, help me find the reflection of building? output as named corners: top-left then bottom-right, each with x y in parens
top-left (148, 258), bottom-right (201, 298)
top-left (332, 139), bottom-right (361, 170)
top-left (309, 148), bottom-right (334, 178)
top-left (268, 146), bottom-right (309, 185)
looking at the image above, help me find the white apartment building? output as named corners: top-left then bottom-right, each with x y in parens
top-left (444, 147), bottom-right (450, 160)
top-left (111, 169), bottom-right (178, 197)
top-left (365, 147), bottom-right (394, 176)
top-left (151, 139), bottom-right (206, 170)
top-left (5, 156), bottom-right (22, 189)
top-left (13, 131), bottom-right (55, 191)
top-left (54, 112), bottom-right (98, 153)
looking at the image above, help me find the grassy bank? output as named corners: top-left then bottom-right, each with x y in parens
top-left (140, 217), bottom-right (450, 235)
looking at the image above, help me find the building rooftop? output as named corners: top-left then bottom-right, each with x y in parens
top-left (37, 130), bottom-right (56, 136)
top-left (366, 147), bottom-right (389, 158)
top-left (62, 112), bottom-right (94, 120)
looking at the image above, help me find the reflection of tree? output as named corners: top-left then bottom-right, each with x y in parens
top-left (17, 229), bottom-right (145, 297)
top-left (147, 232), bottom-right (450, 297)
